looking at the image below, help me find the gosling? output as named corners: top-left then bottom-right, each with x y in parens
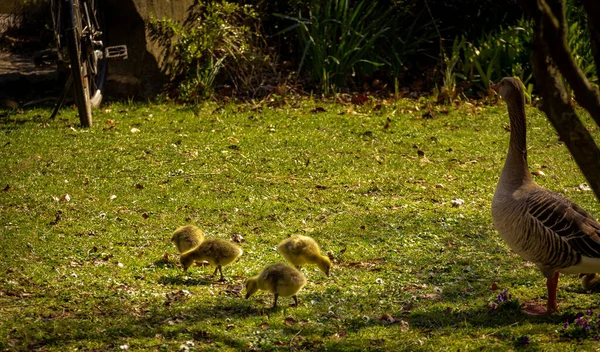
top-left (277, 234), bottom-right (331, 276)
top-left (180, 238), bottom-right (242, 281)
top-left (582, 273), bottom-right (600, 292)
top-left (245, 262), bottom-right (307, 308)
top-left (171, 225), bottom-right (205, 253)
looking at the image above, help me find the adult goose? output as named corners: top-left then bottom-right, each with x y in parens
top-left (491, 77), bottom-right (600, 315)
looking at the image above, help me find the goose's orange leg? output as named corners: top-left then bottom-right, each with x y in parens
top-left (522, 272), bottom-right (559, 315)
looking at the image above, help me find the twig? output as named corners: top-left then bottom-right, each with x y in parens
top-left (289, 328), bottom-right (303, 351)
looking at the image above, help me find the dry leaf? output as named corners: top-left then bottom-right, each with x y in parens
top-left (351, 94), bottom-right (368, 105)
top-left (451, 199), bottom-right (464, 207)
top-left (142, 213), bottom-right (149, 219)
top-left (284, 317), bottom-right (297, 325)
top-left (135, 184), bottom-right (144, 189)
top-left (110, 195), bottom-right (117, 200)
top-left (383, 117), bottom-right (391, 129)
top-left (491, 283), bottom-right (498, 291)
top-left (579, 183), bottom-right (591, 191)
top-left (379, 313), bottom-right (395, 323)
top-left (60, 194), bottom-right (71, 202)
top-left (231, 233), bottom-right (245, 243)
top-left (531, 170), bottom-right (545, 176)
top-left (310, 107), bottom-right (327, 113)
top-left (3, 184), bottom-right (14, 192)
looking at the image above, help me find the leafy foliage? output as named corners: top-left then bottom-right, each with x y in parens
top-left (148, 1), bottom-right (274, 101)
top-left (275, 0), bottom-right (392, 94)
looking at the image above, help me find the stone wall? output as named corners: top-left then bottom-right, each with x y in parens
top-left (105, 0), bottom-right (194, 99)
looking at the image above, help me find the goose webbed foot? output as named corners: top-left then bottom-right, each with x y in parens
top-left (522, 272), bottom-right (560, 315)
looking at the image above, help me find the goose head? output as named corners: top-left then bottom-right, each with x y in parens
top-left (491, 77), bottom-right (525, 104)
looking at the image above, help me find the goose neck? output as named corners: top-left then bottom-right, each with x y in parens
top-left (500, 100), bottom-right (531, 186)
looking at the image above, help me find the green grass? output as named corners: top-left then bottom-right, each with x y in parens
top-left (1, 99), bottom-right (600, 351)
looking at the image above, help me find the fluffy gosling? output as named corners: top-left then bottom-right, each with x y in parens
top-left (180, 238), bottom-right (242, 281)
top-left (171, 225), bottom-right (205, 253)
top-left (277, 234), bottom-right (331, 276)
top-left (245, 262), bottom-right (307, 308)
top-left (582, 273), bottom-right (600, 292)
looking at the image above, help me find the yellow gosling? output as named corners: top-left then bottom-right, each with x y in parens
top-left (245, 262), bottom-right (307, 308)
top-left (277, 235), bottom-right (331, 276)
top-left (171, 225), bottom-right (205, 253)
top-left (582, 273), bottom-right (600, 292)
top-left (180, 238), bottom-right (242, 281)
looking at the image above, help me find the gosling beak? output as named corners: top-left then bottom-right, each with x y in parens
top-left (490, 81), bottom-right (500, 93)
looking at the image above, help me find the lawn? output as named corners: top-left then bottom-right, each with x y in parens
top-left (1, 98), bottom-right (600, 351)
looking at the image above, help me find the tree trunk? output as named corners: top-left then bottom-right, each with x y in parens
top-left (517, 0), bottom-right (600, 201)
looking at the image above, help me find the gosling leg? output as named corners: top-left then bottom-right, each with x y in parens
top-left (217, 266), bottom-right (225, 282)
top-left (293, 295), bottom-right (298, 307)
top-left (272, 293), bottom-right (279, 308)
top-left (212, 266), bottom-right (219, 277)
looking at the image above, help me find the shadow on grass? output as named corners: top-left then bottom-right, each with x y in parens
top-left (158, 274), bottom-right (217, 286)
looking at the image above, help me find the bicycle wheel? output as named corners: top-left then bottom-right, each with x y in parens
top-left (63, 0), bottom-right (107, 127)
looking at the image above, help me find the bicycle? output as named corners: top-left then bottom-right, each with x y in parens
top-left (45, 0), bottom-right (127, 127)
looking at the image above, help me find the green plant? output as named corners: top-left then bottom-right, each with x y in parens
top-left (458, 20), bottom-right (533, 95)
top-left (384, 6), bottom-right (439, 80)
top-left (148, 1), bottom-right (272, 101)
top-left (275, 0), bottom-right (392, 94)
top-left (560, 0), bottom-right (597, 100)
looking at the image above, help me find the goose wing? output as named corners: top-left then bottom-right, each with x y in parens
top-left (527, 188), bottom-right (600, 258)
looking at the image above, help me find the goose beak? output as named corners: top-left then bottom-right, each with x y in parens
top-left (490, 81), bottom-right (500, 93)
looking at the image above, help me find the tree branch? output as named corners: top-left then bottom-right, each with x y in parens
top-left (537, 0), bottom-right (600, 126)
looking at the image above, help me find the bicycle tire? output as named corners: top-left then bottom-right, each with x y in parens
top-left (64, 0), bottom-right (92, 127)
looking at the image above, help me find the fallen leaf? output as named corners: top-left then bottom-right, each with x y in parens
top-left (284, 317), bottom-right (297, 325)
top-left (399, 320), bottom-right (409, 332)
top-left (231, 233), bottom-right (245, 243)
top-left (531, 170), bottom-right (545, 176)
top-left (261, 323), bottom-right (270, 330)
top-left (142, 213), bottom-right (149, 219)
top-left (383, 117), bottom-right (391, 129)
top-left (491, 283), bottom-right (498, 291)
top-left (135, 184), bottom-right (144, 189)
top-left (451, 198), bottom-right (464, 207)
top-left (379, 313), bottom-right (395, 323)
top-left (351, 94), bottom-right (368, 105)
top-left (110, 195), bottom-right (117, 200)
top-left (3, 184), bottom-right (14, 192)
top-left (310, 107), bottom-right (327, 113)
top-left (579, 183), bottom-right (591, 191)
top-left (60, 194), bottom-right (71, 202)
